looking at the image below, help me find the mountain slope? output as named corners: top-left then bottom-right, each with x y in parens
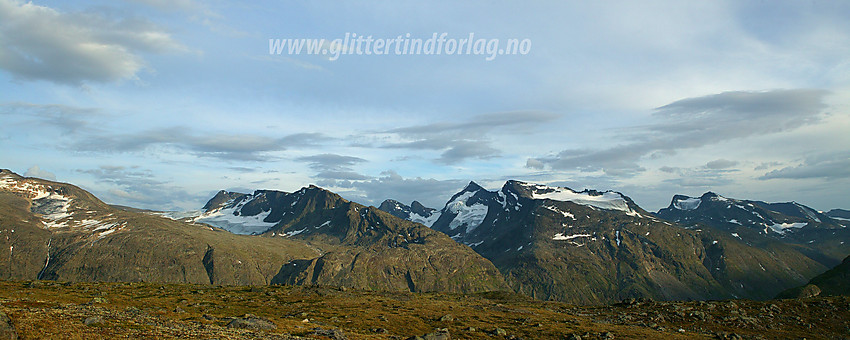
top-left (777, 255), bottom-right (850, 299)
top-left (0, 169), bottom-right (317, 285)
top-left (179, 185), bottom-right (507, 293)
top-left (0, 169), bottom-right (506, 294)
top-left (656, 192), bottom-right (850, 267)
top-left (413, 180), bottom-right (826, 304)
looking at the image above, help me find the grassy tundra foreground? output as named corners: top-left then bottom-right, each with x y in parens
top-left (0, 280), bottom-right (847, 339)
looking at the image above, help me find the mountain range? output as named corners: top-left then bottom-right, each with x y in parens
top-left (656, 192), bottom-right (850, 267)
top-left (2, 168), bottom-right (848, 305)
top-left (0, 169), bottom-right (505, 293)
top-left (380, 181), bottom-right (848, 304)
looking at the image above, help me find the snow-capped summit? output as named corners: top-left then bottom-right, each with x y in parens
top-left (377, 199), bottom-right (440, 227)
top-left (187, 186), bottom-right (342, 235)
top-left (425, 180), bottom-right (650, 249)
top-left (502, 180), bottom-right (637, 213)
top-left (437, 181), bottom-right (499, 235)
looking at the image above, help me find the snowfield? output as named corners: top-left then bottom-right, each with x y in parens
top-left (444, 190), bottom-right (489, 233)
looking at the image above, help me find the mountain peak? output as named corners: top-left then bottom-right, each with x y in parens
top-left (464, 181), bottom-right (483, 192)
top-left (202, 190), bottom-right (246, 211)
top-left (409, 201), bottom-right (432, 216)
top-left (701, 192), bottom-right (722, 200)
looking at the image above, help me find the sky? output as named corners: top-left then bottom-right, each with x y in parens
top-left (1, 0), bottom-right (849, 212)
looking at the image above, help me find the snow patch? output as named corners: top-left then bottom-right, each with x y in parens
top-left (524, 184), bottom-right (632, 212)
top-left (34, 193), bottom-right (73, 228)
top-left (543, 205), bottom-right (576, 220)
top-left (283, 227), bottom-right (308, 237)
top-left (673, 197), bottom-right (701, 210)
top-left (410, 211), bottom-right (441, 227)
top-left (553, 233), bottom-right (591, 240)
top-left (767, 222), bottom-right (807, 235)
top-left (466, 240), bottom-right (484, 247)
top-left (194, 200), bottom-right (277, 235)
top-left (97, 229), bottom-right (115, 238)
top-left (154, 210), bottom-right (204, 220)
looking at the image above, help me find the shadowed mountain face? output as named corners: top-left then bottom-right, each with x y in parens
top-left (655, 192), bottom-right (850, 267)
top-left (394, 180), bottom-right (828, 304)
top-left (777, 255), bottom-right (850, 299)
top-left (0, 169), bottom-right (506, 294)
top-left (826, 208), bottom-right (850, 221)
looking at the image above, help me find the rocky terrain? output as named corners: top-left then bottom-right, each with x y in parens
top-left (1, 280), bottom-right (848, 339)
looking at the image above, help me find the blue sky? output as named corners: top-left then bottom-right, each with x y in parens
top-left (1, 0), bottom-right (849, 212)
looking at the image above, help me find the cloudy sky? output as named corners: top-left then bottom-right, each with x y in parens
top-left (1, 0), bottom-right (849, 212)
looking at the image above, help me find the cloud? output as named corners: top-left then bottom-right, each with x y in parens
top-left (526, 158), bottom-right (545, 170)
top-left (529, 89), bottom-right (829, 176)
top-left (24, 165), bottom-right (56, 181)
top-left (704, 159), bottom-right (739, 169)
top-left (754, 161), bottom-right (783, 171)
top-left (297, 153), bottom-right (367, 170)
top-left (0, 0), bottom-right (185, 84)
top-left (2, 102), bottom-right (332, 162)
top-left (78, 165), bottom-right (199, 210)
top-left (320, 170), bottom-right (466, 208)
top-left (379, 111), bottom-right (559, 164)
top-left (295, 154), bottom-right (467, 206)
top-left (296, 154), bottom-right (369, 180)
top-left (0, 102), bottom-right (101, 135)
top-left (760, 152), bottom-right (850, 180)
top-left (656, 159), bottom-right (741, 188)
top-left (387, 111), bottom-right (560, 136)
top-left (73, 128), bottom-right (331, 161)
top-left (125, 0), bottom-right (207, 12)
top-left (664, 176), bottom-right (734, 188)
